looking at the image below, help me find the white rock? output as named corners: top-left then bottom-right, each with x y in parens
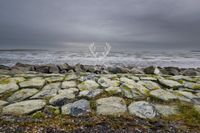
top-left (159, 79), bottom-right (182, 88)
top-left (128, 101), bottom-right (157, 119)
top-left (96, 97), bottom-right (127, 115)
top-left (62, 81), bottom-right (77, 89)
top-left (19, 77), bottom-right (45, 89)
top-left (2, 100), bottom-right (46, 115)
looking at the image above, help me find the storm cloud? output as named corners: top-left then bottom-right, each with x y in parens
top-left (0, 0), bottom-right (200, 50)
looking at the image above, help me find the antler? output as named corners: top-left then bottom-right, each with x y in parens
top-left (89, 42), bottom-right (97, 58)
top-left (102, 42), bottom-right (111, 58)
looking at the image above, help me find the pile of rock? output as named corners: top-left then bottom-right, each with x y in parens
top-left (0, 71), bottom-right (200, 119)
top-left (0, 63), bottom-right (200, 76)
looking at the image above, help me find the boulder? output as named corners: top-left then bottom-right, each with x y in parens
top-left (158, 78), bottom-right (182, 88)
top-left (31, 82), bottom-right (61, 99)
top-left (12, 63), bottom-right (34, 71)
top-left (35, 65), bottom-right (49, 73)
top-left (0, 65), bottom-right (10, 70)
top-left (154, 104), bottom-right (178, 116)
top-left (128, 101), bottom-right (157, 119)
top-left (143, 66), bottom-right (160, 75)
top-left (130, 68), bottom-right (144, 74)
top-left (98, 77), bottom-right (120, 88)
top-left (7, 88), bottom-right (38, 102)
top-left (149, 89), bottom-right (178, 101)
top-left (105, 86), bottom-right (122, 95)
top-left (49, 93), bottom-right (75, 106)
top-left (61, 99), bottom-right (90, 116)
top-left (61, 81), bottom-right (77, 89)
top-left (96, 97), bottom-right (127, 115)
top-left (48, 64), bottom-right (59, 73)
top-left (182, 68), bottom-right (200, 76)
top-left (0, 79), bottom-right (19, 94)
top-left (163, 67), bottom-right (180, 75)
top-left (45, 76), bottom-right (64, 83)
top-left (2, 100), bottom-right (46, 115)
top-left (19, 77), bottom-right (46, 89)
top-left (78, 80), bottom-right (99, 91)
top-left (138, 81), bottom-right (161, 90)
top-left (78, 89), bottom-right (103, 98)
top-left (58, 63), bottom-right (72, 71)
top-left (0, 100), bottom-right (8, 107)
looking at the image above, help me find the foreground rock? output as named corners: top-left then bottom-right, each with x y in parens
top-left (128, 101), bottom-right (157, 119)
top-left (2, 100), bottom-right (46, 115)
top-left (149, 89), bottom-right (178, 101)
top-left (61, 99), bottom-right (90, 116)
top-left (96, 97), bottom-right (127, 116)
top-left (19, 77), bottom-right (46, 89)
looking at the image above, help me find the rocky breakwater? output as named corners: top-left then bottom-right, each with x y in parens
top-left (0, 66), bottom-right (200, 132)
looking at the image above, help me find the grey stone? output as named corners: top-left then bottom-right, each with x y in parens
top-left (150, 89), bottom-right (178, 101)
top-left (78, 80), bottom-right (99, 91)
top-left (159, 78), bottom-right (182, 88)
top-left (45, 76), bottom-right (64, 83)
top-left (7, 88), bottom-right (38, 102)
top-left (154, 104), bottom-right (178, 116)
top-left (31, 82), bottom-right (61, 99)
top-left (2, 100), bottom-right (46, 115)
top-left (0, 80), bottom-right (19, 94)
top-left (61, 99), bottom-right (90, 116)
top-left (105, 86), bottom-right (122, 95)
top-left (184, 82), bottom-right (200, 90)
top-left (79, 89), bottom-right (103, 98)
top-left (128, 101), bottom-right (157, 119)
top-left (19, 77), bottom-right (46, 89)
top-left (138, 81), bottom-right (161, 90)
top-left (49, 93), bottom-right (75, 106)
top-left (61, 81), bottom-right (77, 89)
top-left (0, 100), bottom-right (8, 107)
top-left (96, 97), bottom-right (127, 115)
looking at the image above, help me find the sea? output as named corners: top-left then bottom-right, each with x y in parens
top-left (0, 49), bottom-right (200, 68)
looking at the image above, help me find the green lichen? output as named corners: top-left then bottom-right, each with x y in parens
top-left (32, 111), bottom-right (46, 119)
top-left (0, 78), bottom-right (10, 84)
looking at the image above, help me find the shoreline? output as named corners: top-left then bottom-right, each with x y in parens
top-left (0, 62), bottom-right (200, 76)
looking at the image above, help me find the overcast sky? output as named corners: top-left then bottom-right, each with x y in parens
top-left (0, 0), bottom-right (200, 50)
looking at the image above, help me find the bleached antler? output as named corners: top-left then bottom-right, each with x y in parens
top-left (89, 42), bottom-right (97, 58)
top-left (102, 42), bottom-right (111, 58)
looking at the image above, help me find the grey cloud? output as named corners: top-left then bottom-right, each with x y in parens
top-left (0, 0), bottom-right (200, 50)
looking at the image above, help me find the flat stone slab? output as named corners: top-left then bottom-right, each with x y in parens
top-left (96, 97), bottom-right (127, 115)
top-left (78, 80), bottom-right (99, 91)
top-left (154, 104), bottom-right (178, 116)
top-left (128, 101), bottom-right (157, 119)
top-left (0, 78), bottom-right (19, 94)
top-left (159, 79), bottom-right (182, 88)
top-left (7, 88), bottom-right (38, 102)
top-left (19, 77), bottom-right (46, 89)
top-left (61, 81), bottom-right (77, 89)
top-left (150, 89), bottom-right (178, 101)
top-left (2, 100), bottom-right (46, 115)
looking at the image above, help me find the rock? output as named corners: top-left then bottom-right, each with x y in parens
top-left (0, 100), bottom-right (8, 107)
top-left (120, 83), bottom-right (142, 99)
top-left (130, 68), bottom-right (144, 74)
top-left (182, 68), bottom-right (200, 76)
top-left (98, 77), bottom-right (119, 88)
top-left (154, 104), bottom-right (178, 116)
top-left (184, 82), bottom-right (200, 90)
top-left (31, 82), bottom-right (61, 99)
top-left (96, 97), bottom-right (127, 115)
top-left (45, 76), bottom-right (64, 83)
top-left (74, 64), bottom-right (85, 72)
top-left (19, 77), bottom-right (46, 89)
top-left (7, 88), bottom-right (38, 102)
top-left (79, 73), bottom-right (98, 82)
top-left (0, 79), bottom-right (19, 94)
top-left (175, 91), bottom-right (198, 99)
top-left (108, 66), bottom-right (127, 74)
top-left (79, 89), bottom-right (103, 98)
top-left (2, 100), bottom-right (46, 115)
top-left (61, 81), bottom-right (77, 89)
top-left (61, 99), bottom-right (90, 116)
top-left (143, 66), bottom-right (160, 75)
top-left (58, 88), bottom-right (79, 95)
top-left (128, 101), bottom-right (157, 119)
top-left (65, 74), bottom-right (78, 81)
top-left (49, 93), bottom-right (75, 106)
top-left (163, 67), bottom-right (180, 75)
top-left (140, 77), bottom-right (157, 81)
top-left (78, 80), bottom-right (99, 91)
top-left (48, 64), bottom-right (59, 73)
top-left (10, 77), bottom-right (26, 83)
top-left (105, 86), bottom-right (122, 95)
top-left (0, 65), bottom-right (10, 70)
top-left (158, 78), bottom-right (182, 88)
top-left (138, 81), bottom-right (161, 90)
top-left (128, 76), bottom-right (140, 81)
top-left (35, 65), bottom-right (49, 73)
top-left (149, 89), bottom-right (178, 101)
top-left (169, 75), bottom-right (194, 82)
top-left (58, 63), bottom-right (72, 71)
top-left (12, 63), bottom-right (34, 71)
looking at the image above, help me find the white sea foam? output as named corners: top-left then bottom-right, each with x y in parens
top-left (0, 50), bottom-right (199, 68)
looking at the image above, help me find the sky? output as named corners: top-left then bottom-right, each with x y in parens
top-left (0, 0), bottom-right (200, 50)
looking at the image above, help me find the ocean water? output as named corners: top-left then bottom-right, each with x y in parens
top-left (0, 50), bottom-right (200, 68)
